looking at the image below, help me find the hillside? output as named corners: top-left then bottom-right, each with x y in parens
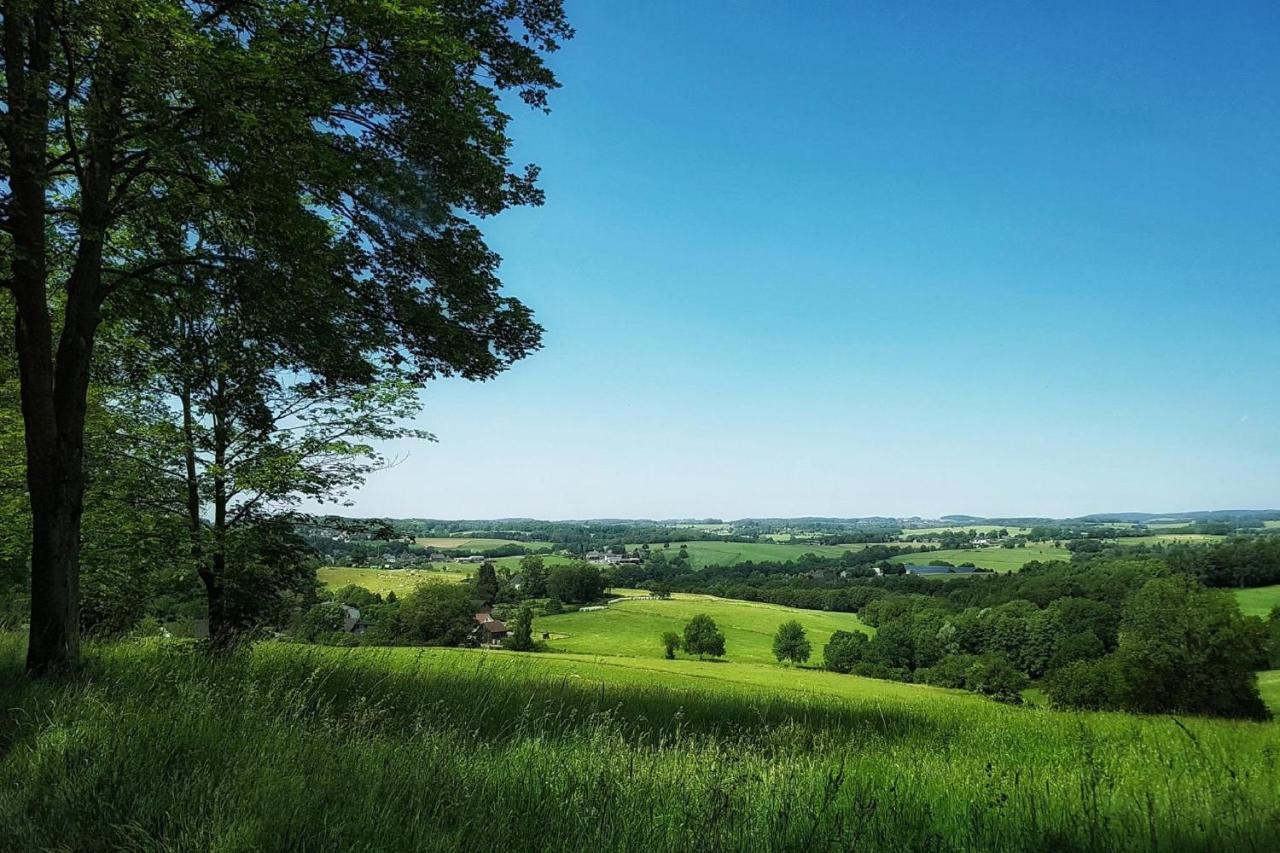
top-left (534, 594), bottom-right (872, 665)
top-left (1, 635), bottom-right (1276, 851)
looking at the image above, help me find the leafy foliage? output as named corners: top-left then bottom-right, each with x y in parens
top-left (771, 619), bottom-right (811, 664)
top-left (683, 614), bottom-right (726, 659)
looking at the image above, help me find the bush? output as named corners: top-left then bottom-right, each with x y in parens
top-left (915, 654), bottom-right (976, 689)
top-left (823, 630), bottom-right (868, 673)
top-left (330, 584), bottom-right (381, 609)
top-left (964, 654), bottom-right (1028, 704)
top-left (1044, 659), bottom-right (1120, 711)
top-left (298, 602), bottom-right (347, 641)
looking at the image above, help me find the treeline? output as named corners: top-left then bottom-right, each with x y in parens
top-left (627, 538), bottom-right (1280, 720)
top-left (819, 557), bottom-right (1275, 719)
top-left (299, 558), bottom-right (607, 648)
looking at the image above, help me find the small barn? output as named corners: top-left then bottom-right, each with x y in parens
top-left (473, 607), bottom-right (509, 647)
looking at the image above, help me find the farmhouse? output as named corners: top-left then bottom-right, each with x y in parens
top-left (472, 607), bottom-right (509, 647)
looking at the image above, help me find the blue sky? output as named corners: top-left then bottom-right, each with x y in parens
top-left (332, 1), bottom-right (1280, 520)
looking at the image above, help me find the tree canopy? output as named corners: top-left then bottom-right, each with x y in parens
top-left (1, 0), bottom-right (572, 670)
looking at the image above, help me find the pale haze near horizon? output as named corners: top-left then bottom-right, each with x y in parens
top-left (307, 2), bottom-right (1279, 521)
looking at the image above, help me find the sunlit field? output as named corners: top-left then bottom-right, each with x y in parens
top-left (413, 537), bottom-right (556, 551)
top-left (628, 539), bottom-right (913, 569)
top-left (535, 595), bottom-right (872, 665)
top-left (890, 545), bottom-right (1071, 572)
top-left (899, 525), bottom-right (1033, 537)
top-left (317, 566), bottom-right (469, 596)
top-left (1235, 584), bottom-right (1280, 618)
top-left (1, 635), bottom-right (1277, 852)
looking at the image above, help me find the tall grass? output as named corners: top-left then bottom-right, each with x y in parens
top-left (0, 635), bottom-right (1277, 851)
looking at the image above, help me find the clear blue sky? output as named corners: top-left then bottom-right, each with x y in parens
top-left (332, 1), bottom-right (1280, 520)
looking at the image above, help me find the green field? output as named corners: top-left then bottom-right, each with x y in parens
top-left (1235, 584), bottom-right (1280, 618)
top-left (1260, 670), bottom-right (1280, 712)
top-left (1112, 534), bottom-right (1227, 547)
top-left (631, 539), bottom-right (911, 569)
top-left (890, 545), bottom-right (1070, 572)
top-left (413, 537), bottom-right (555, 551)
top-left (900, 525), bottom-right (1032, 538)
top-left (424, 553), bottom-right (577, 575)
top-left (317, 566), bottom-right (469, 596)
top-left (535, 595), bottom-right (872, 665)
top-left (2, 634), bottom-right (1278, 851)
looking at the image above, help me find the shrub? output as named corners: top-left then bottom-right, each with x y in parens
top-left (964, 654), bottom-right (1028, 704)
top-left (823, 630), bottom-right (868, 673)
top-left (1044, 659), bottom-right (1120, 711)
top-left (915, 654), bottom-right (976, 689)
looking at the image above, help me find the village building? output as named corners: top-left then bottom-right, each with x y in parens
top-left (472, 606), bottom-right (509, 647)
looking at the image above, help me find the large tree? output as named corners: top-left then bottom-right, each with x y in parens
top-left (0, 0), bottom-right (571, 671)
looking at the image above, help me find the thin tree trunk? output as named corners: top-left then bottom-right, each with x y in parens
top-left (206, 373), bottom-right (231, 650)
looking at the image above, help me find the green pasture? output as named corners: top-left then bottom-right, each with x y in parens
top-left (1112, 534), bottom-right (1227, 547)
top-left (1259, 670), bottom-right (1280, 714)
top-left (1235, 584), bottom-right (1280, 618)
top-left (413, 536), bottom-right (555, 551)
top-left (535, 595), bottom-right (872, 665)
top-left (630, 539), bottom-right (912, 569)
top-left (2, 635), bottom-right (1278, 851)
top-left (424, 553), bottom-right (576, 575)
top-left (317, 566), bottom-right (469, 596)
top-left (890, 545), bottom-right (1070, 572)
top-left (900, 525), bottom-right (1032, 538)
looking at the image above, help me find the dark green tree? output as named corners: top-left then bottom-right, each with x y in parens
top-left (475, 562), bottom-right (500, 607)
top-left (519, 555), bottom-right (548, 598)
top-left (0, 0), bottom-right (571, 673)
top-left (823, 630), bottom-right (868, 673)
top-left (506, 604), bottom-right (535, 652)
top-left (1110, 576), bottom-right (1269, 719)
top-left (683, 614), bottom-right (726, 659)
top-left (772, 619), bottom-right (811, 664)
top-left (400, 583), bottom-right (477, 646)
top-left (661, 630), bottom-right (681, 659)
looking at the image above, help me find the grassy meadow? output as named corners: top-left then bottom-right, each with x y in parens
top-left (1235, 584), bottom-right (1280, 618)
top-left (535, 594), bottom-right (872, 665)
top-left (632, 539), bottom-right (913, 569)
top-left (317, 566), bottom-right (470, 596)
top-left (413, 536), bottom-right (556, 551)
top-left (900, 525), bottom-right (1033, 538)
top-left (890, 545), bottom-right (1071, 572)
top-left (1112, 534), bottom-right (1228, 547)
top-left (1, 634), bottom-right (1278, 851)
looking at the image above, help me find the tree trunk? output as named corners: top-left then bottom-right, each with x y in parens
top-left (5, 9), bottom-right (124, 671)
top-left (207, 373), bottom-right (232, 650)
top-left (3, 1), bottom-right (78, 673)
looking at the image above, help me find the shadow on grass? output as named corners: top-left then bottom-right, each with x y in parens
top-left (0, 635), bottom-right (942, 750)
